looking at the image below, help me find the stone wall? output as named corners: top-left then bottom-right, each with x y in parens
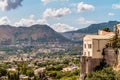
top-left (104, 48), bottom-right (116, 66)
top-left (80, 56), bottom-right (102, 80)
top-left (80, 48), bottom-right (119, 80)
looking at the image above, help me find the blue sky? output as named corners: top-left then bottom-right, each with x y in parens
top-left (0, 0), bottom-right (120, 32)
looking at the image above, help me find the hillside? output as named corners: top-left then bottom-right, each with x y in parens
top-left (67, 21), bottom-right (119, 34)
top-left (62, 21), bottom-right (120, 42)
top-left (0, 24), bottom-right (70, 45)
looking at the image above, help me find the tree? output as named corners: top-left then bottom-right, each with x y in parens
top-left (85, 67), bottom-right (116, 80)
top-left (0, 67), bottom-right (7, 77)
top-left (38, 71), bottom-right (48, 80)
top-left (103, 27), bottom-right (111, 32)
top-left (7, 71), bottom-right (19, 80)
top-left (26, 69), bottom-right (34, 77)
top-left (108, 25), bottom-right (120, 66)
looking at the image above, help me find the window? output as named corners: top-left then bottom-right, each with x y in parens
top-left (88, 44), bottom-right (92, 48)
top-left (84, 44), bottom-right (86, 48)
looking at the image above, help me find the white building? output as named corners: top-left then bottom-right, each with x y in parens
top-left (83, 30), bottom-right (114, 58)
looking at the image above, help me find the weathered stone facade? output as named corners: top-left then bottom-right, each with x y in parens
top-left (80, 56), bottom-right (102, 80)
top-left (80, 24), bottom-right (120, 80)
top-left (80, 48), bottom-right (118, 80)
top-left (103, 48), bottom-right (116, 66)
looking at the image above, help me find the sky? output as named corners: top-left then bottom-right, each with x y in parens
top-left (0, 0), bottom-right (120, 32)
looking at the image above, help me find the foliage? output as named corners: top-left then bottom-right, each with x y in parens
top-left (102, 27), bottom-right (111, 32)
top-left (37, 71), bottom-right (48, 80)
top-left (108, 25), bottom-right (120, 48)
top-left (26, 68), bottom-right (34, 77)
top-left (86, 67), bottom-right (116, 80)
top-left (107, 25), bottom-right (120, 65)
top-left (0, 67), bottom-right (7, 77)
top-left (7, 71), bottom-right (19, 80)
top-left (46, 65), bottom-right (63, 71)
top-left (60, 76), bottom-right (79, 80)
top-left (45, 67), bottom-right (80, 80)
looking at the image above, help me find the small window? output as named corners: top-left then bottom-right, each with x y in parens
top-left (88, 44), bottom-right (92, 48)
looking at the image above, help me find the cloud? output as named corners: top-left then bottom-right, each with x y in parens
top-left (14, 15), bottom-right (77, 32)
top-left (77, 2), bottom-right (95, 13)
top-left (78, 17), bottom-right (96, 24)
top-left (14, 15), bottom-right (48, 27)
top-left (108, 13), bottom-right (115, 16)
top-left (51, 23), bottom-right (79, 32)
top-left (0, 15), bottom-right (78, 32)
top-left (41, 0), bottom-right (69, 4)
top-left (0, 0), bottom-right (23, 11)
top-left (0, 16), bottom-right (11, 25)
top-left (43, 8), bottom-right (71, 18)
top-left (112, 4), bottom-right (120, 9)
top-left (41, 0), bottom-right (54, 4)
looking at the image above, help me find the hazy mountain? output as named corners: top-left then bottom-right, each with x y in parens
top-left (62, 21), bottom-right (120, 42)
top-left (0, 24), bottom-right (71, 45)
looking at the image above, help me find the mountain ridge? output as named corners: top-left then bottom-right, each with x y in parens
top-left (0, 24), bottom-right (71, 45)
top-left (62, 21), bottom-right (120, 42)
top-left (66, 21), bottom-right (120, 34)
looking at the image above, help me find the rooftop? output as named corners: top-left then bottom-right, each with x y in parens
top-left (84, 34), bottom-right (114, 40)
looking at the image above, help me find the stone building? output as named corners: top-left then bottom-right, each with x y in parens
top-left (80, 24), bottom-right (120, 80)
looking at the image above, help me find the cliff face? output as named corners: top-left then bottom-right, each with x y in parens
top-left (80, 47), bottom-right (120, 80)
top-left (103, 48), bottom-right (116, 66)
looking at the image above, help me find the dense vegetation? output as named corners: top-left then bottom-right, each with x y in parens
top-left (85, 67), bottom-right (120, 80)
top-left (0, 47), bottom-right (81, 80)
top-left (102, 27), bottom-right (111, 32)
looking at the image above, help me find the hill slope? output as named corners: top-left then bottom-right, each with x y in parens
top-left (0, 24), bottom-right (70, 45)
top-left (62, 21), bottom-right (120, 42)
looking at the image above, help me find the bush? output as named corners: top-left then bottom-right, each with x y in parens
top-left (86, 67), bottom-right (115, 80)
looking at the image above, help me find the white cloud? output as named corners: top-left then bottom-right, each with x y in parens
top-left (29, 14), bottom-right (35, 19)
top-left (112, 4), bottom-right (120, 9)
top-left (78, 17), bottom-right (96, 24)
top-left (51, 23), bottom-right (79, 32)
top-left (77, 2), bottom-right (95, 13)
top-left (0, 15), bottom-right (78, 32)
top-left (0, 0), bottom-right (23, 11)
top-left (41, 0), bottom-right (53, 4)
top-left (108, 13), bottom-right (115, 16)
top-left (14, 15), bottom-right (77, 32)
top-left (14, 15), bottom-right (48, 27)
top-left (43, 8), bottom-right (71, 18)
top-left (41, 0), bottom-right (69, 4)
top-left (0, 16), bottom-right (11, 25)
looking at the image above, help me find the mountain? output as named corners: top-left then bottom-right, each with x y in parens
top-left (0, 24), bottom-right (71, 45)
top-left (62, 21), bottom-right (120, 42)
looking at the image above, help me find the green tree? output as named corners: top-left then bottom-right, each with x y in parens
top-left (7, 71), bottom-right (19, 80)
top-left (108, 25), bottom-right (120, 65)
top-left (85, 67), bottom-right (115, 80)
top-left (103, 27), bottom-right (111, 32)
top-left (26, 68), bottom-right (34, 77)
top-left (0, 67), bottom-right (7, 77)
top-left (38, 71), bottom-right (48, 80)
